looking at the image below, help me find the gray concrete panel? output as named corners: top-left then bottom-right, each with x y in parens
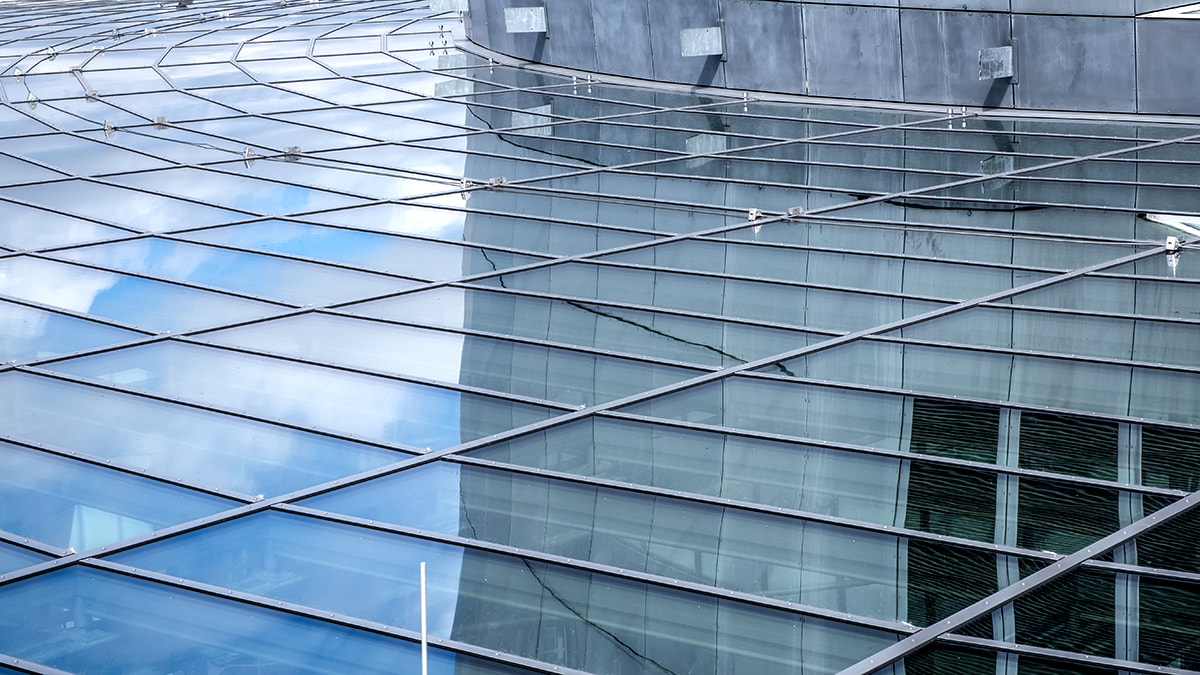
top-left (543, 0), bottom-right (597, 71)
top-left (899, 9), bottom-right (1013, 107)
top-left (1136, 18), bottom-right (1200, 114)
top-left (803, 4), bottom-right (903, 100)
top-left (590, 0), bottom-right (652, 78)
top-left (721, 0), bottom-right (805, 94)
top-left (646, 0), bottom-right (725, 86)
top-left (1012, 14), bottom-right (1136, 113)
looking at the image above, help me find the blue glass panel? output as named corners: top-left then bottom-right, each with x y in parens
top-left (115, 510), bottom-right (896, 674)
top-left (0, 133), bottom-right (173, 174)
top-left (0, 256), bottom-right (282, 332)
top-left (43, 341), bottom-right (560, 449)
top-left (51, 238), bottom-right (414, 305)
top-left (0, 201), bottom-right (129, 250)
top-left (0, 541), bottom-right (48, 576)
top-left (0, 566), bottom-right (521, 675)
top-left (303, 463), bottom-right (909, 621)
top-left (202, 313), bottom-right (700, 406)
top-left (349, 286), bottom-right (818, 367)
top-left (0, 372), bottom-right (408, 497)
top-left (0, 180), bottom-right (251, 232)
top-left (0, 439), bottom-right (233, 551)
top-left (0, 301), bottom-right (140, 362)
top-left (106, 167), bottom-right (366, 216)
top-left (180, 219), bottom-right (546, 279)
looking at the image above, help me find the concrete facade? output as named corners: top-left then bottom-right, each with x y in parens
top-left (464, 1), bottom-right (1200, 114)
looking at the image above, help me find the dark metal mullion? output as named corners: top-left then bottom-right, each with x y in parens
top-left (79, 557), bottom-right (601, 675)
top-left (448, 453), bottom-right (1061, 563)
top-left (14, 365), bottom-right (423, 457)
top-left (837, 490), bottom-right (1200, 675)
top-left (173, 334), bottom-right (580, 412)
top-left (0, 434), bottom-right (256, 503)
top-left (867, 332), bottom-right (1200, 377)
top-left (596, 409), bottom-right (1191, 502)
top-left (587, 257), bottom-right (963, 306)
top-left (937, 633), bottom-right (1197, 675)
top-left (29, 250), bottom-right (301, 309)
top-left (276, 502), bottom-right (918, 636)
top-left (311, 306), bottom-right (722, 372)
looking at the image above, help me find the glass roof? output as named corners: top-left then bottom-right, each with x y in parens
top-left (2, 0), bottom-right (1199, 673)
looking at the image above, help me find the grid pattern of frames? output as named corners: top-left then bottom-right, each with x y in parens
top-left (1, 1), bottom-right (1200, 674)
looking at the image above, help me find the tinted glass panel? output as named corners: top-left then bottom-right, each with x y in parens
top-left (43, 341), bottom-right (559, 449)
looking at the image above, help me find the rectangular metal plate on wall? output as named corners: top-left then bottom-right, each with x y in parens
top-left (681, 26), bottom-right (723, 57)
top-left (979, 45), bottom-right (1014, 80)
top-left (505, 6), bottom-right (547, 33)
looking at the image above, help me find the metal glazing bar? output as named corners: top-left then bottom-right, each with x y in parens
top-left (278, 503), bottom-right (917, 635)
top-left (597, 410), bottom-right (1192, 501)
top-left (836, 490), bottom-right (1200, 675)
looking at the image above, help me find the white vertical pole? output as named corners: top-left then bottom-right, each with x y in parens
top-left (420, 561), bottom-right (428, 675)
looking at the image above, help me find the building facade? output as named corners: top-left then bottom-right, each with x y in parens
top-left (0, 1), bottom-right (1199, 674)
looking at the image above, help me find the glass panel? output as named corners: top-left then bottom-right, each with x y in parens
top-left (0, 180), bottom-right (250, 232)
top-left (159, 62), bottom-right (257, 86)
top-left (114, 511), bottom-right (896, 675)
top-left (900, 644), bottom-right (1119, 675)
top-left (42, 340), bottom-right (559, 449)
top-left (774, 339), bottom-right (1195, 421)
top-left (176, 115), bottom-right (370, 153)
top-left (0, 256), bottom-right (281, 332)
top-left (100, 90), bottom-right (243, 122)
top-left (201, 313), bottom-right (700, 406)
top-left (474, 262), bottom-right (947, 332)
top-left (51, 238), bottom-right (413, 305)
top-left (0, 566), bottom-right (521, 675)
top-left (624, 376), bottom-right (909, 450)
top-left (77, 67), bottom-right (168, 94)
top-left (300, 201), bottom-right (656, 256)
top-left (0, 300), bottom-right (140, 362)
top-left (0, 371), bottom-right (408, 497)
top-left (237, 59), bottom-right (338, 82)
top-left (306, 461), bottom-right (929, 622)
top-left (0, 439), bottom-right (233, 550)
top-left (602, 238), bottom-right (1047, 300)
top-left (0, 541), bottom-right (48, 576)
top-left (276, 107), bottom-right (468, 144)
top-left (349, 286), bottom-right (818, 367)
top-left (959, 566), bottom-right (1200, 671)
top-left (104, 167), bottom-right (366, 216)
top-left (179, 219), bottom-right (546, 279)
top-left (0, 133), bottom-right (173, 174)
